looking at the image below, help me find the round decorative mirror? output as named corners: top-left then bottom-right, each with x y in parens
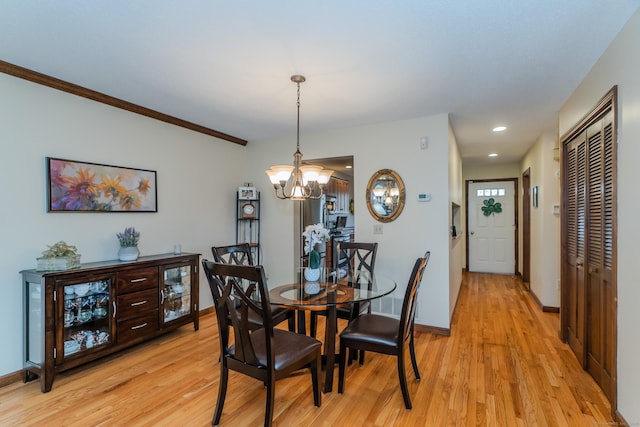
top-left (365, 169), bottom-right (406, 222)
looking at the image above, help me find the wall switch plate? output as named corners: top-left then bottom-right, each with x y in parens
top-left (373, 224), bottom-right (383, 234)
top-left (420, 136), bottom-right (429, 149)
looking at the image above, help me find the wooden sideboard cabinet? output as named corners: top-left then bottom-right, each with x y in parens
top-left (20, 253), bottom-right (200, 392)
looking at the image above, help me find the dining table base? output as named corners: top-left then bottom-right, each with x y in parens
top-left (294, 297), bottom-right (338, 392)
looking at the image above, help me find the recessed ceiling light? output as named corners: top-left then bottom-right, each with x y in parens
top-left (345, 165), bottom-right (352, 169)
top-left (492, 126), bottom-right (507, 132)
top-left (488, 153), bottom-right (498, 157)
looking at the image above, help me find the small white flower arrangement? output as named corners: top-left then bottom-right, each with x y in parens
top-left (303, 223), bottom-right (329, 269)
top-left (302, 223), bottom-right (330, 254)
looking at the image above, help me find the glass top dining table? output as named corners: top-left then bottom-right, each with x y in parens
top-left (269, 268), bottom-right (396, 308)
top-left (268, 268), bottom-right (396, 392)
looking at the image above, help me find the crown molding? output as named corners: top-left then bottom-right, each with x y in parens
top-left (0, 60), bottom-right (247, 146)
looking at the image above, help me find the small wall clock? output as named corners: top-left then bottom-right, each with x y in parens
top-left (242, 202), bottom-right (256, 218)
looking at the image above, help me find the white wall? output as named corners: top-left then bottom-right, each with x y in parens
top-left (246, 115), bottom-right (455, 329)
top-left (0, 73), bottom-right (246, 377)
top-left (559, 8), bottom-right (640, 423)
top-left (520, 130), bottom-right (561, 307)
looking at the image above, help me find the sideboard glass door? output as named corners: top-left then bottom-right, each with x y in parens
top-left (60, 278), bottom-right (114, 359)
top-left (161, 265), bottom-right (192, 325)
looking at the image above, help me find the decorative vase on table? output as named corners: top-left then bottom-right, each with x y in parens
top-left (304, 266), bottom-right (321, 282)
top-left (118, 246), bottom-right (139, 261)
top-left (304, 248), bottom-right (321, 293)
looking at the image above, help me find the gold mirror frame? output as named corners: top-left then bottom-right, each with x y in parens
top-left (365, 169), bottom-right (406, 223)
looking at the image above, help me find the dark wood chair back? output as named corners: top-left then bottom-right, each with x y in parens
top-left (310, 241), bottom-right (379, 340)
top-left (201, 260), bottom-right (322, 426)
top-left (206, 246), bottom-right (296, 331)
top-left (333, 241), bottom-right (378, 282)
top-left (211, 243), bottom-right (254, 266)
top-left (206, 262), bottom-right (271, 366)
top-left (400, 251), bottom-right (430, 343)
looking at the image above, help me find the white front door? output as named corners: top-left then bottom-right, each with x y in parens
top-left (468, 180), bottom-right (515, 274)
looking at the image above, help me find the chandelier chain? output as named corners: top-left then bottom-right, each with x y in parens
top-left (296, 81), bottom-right (301, 152)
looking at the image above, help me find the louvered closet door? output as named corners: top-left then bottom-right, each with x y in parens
top-left (563, 101), bottom-right (617, 406)
top-left (565, 132), bottom-right (587, 364)
top-left (586, 112), bottom-right (615, 401)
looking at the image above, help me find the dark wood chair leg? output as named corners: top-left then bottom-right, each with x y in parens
top-left (311, 350), bottom-right (322, 407)
top-left (338, 341), bottom-right (347, 394)
top-left (358, 349), bottom-right (366, 366)
top-left (265, 376), bottom-right (276, 427)
top-left (287, 314), bottom-right (296, 332)
top-left (409, 329), bottom-right (420, 380)
top-left (397, 350), bottom-right (412, 410)
top-left (212, 363), bottom-right (228, 425)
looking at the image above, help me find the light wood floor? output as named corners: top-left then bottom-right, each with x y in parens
top-left (0, 273), bottom-right (614, 426)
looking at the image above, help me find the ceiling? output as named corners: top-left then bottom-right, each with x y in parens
top-left (1, 1), bottom-right (639, 164)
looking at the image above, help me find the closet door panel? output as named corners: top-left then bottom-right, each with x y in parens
top-left (565, 133), bottom-right (587, 364)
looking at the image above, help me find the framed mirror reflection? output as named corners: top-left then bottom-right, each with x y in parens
top-left (365, 169), bottom-right (406, 222)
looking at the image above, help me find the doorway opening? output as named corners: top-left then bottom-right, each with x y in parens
top-left (293, 156), bottom-right (354, 271)
top-left (465, 178), bottom-right (518, 274)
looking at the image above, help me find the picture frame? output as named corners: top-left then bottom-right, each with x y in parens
top-left (238, 186), bottom-right (257, 200)
top-left (532, 186), bottom-right (539, 208)
top-left (47, 157), bottom-right (158, 212)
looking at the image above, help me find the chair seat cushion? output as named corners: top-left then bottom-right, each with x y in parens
top-left (249, 329), bottom-right (322, 372)
top-left (340, 314), bottom-right (400, 348)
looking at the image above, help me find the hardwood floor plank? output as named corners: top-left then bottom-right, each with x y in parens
top-left (0, 272), bottom-right (615, 426)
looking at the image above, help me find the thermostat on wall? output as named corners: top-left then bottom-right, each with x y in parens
top-left (417, 193), bottom-right (432, 202)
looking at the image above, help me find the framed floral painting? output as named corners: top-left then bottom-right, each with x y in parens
top-left (47, 157), bottom-right (157, 212)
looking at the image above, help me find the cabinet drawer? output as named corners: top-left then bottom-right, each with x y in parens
top-left (117, 310), bottom-right (159, 343)
top-left (117, 267), bottom-right (158, 293)
top-left (117, 288), bottom-right (158, 320)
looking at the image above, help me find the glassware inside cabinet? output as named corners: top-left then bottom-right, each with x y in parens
top-left (62, 280), bottom-right (112, 357)
top-left (162, 266), bottom-right (192, 322)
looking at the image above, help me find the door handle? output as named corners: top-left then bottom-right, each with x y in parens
top-left (576, 261), bottom-right (584, 267)
top-left (470, 231), bottom-right (475, 235)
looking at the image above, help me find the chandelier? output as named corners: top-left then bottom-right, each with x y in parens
top-left (265, 75), bottom-right (333, 200)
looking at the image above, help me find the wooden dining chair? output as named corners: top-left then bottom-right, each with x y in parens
top-left (309, 242), bottom-right (378, 356)
top-left (212, 244), bottom-right (295, 331)
top-left (337, 251), bottom-right (430, 409)
top-left (202, 260), bottom-right (322, 427)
